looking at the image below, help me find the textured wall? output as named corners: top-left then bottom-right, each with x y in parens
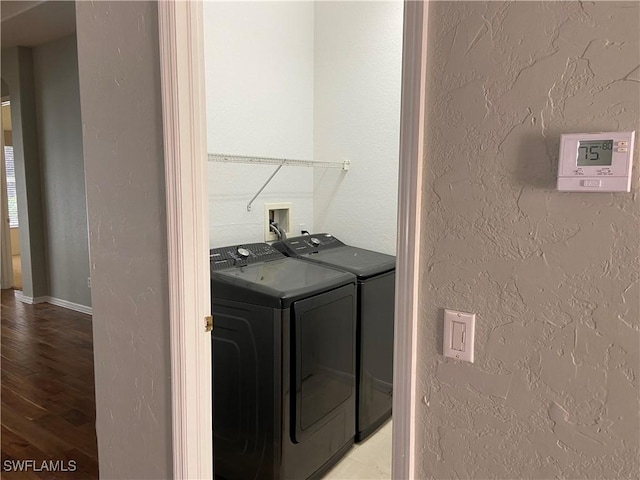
top-left (418, 2), bottom-right (639, 479)
top-left (76, 2), bottom-right (172, 478)
top-left (204, 2), bottom-right (315, 247)
top-left (313, 1), bottom-right (403, 255)
top-left (33, 34), bottom-right (90, 307)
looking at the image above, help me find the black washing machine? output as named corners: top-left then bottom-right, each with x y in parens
top-left (210, 242), bottom-right (357, 480)
top-left (273, 234), bottom-right (395, 442)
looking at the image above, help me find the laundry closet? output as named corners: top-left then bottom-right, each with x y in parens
top-left (204, 2), bottom-right (403, 479)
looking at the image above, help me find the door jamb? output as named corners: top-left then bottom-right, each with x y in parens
top-left (392, 2), bottom-right (429, 479)
top-left (158, 2), bottom-right (213, 479)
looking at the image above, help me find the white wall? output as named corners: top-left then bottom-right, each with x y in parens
top-left (313, 1), bottom-right (403, 255)
top-left (203, 1), bottom-right (403, 252)
top-left (204, 2), bottom-right (315, 247)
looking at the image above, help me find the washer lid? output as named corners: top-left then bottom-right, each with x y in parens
top-left (300, 246), bottom-right (395, 279)
top-left (210, 257), bottom-right (356, 308)
top-left (273, 234), bottom-right (396, 279)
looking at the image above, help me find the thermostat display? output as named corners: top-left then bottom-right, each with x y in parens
top-left (576, 140), bottom-right (613, 167)
top-left (558, 131), bottom-right (635, 192)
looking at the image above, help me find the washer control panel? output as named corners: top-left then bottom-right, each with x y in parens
top-left (275, 233), bottom-right (344, 255)
top-left (210, 243), bottom-right (283, 270)
top-left (557, 131), bottom-right (635, 192)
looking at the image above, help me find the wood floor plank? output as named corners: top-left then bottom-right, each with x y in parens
top-left (1, 289), bottom-right (98, 479)
top-left (1, 425), bottom-right (46, 461)
top-left (1, 387), bottom-right (49, 422)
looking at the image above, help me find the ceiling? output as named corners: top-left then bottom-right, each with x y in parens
top-left (1, 1), bottom-right (76, 49)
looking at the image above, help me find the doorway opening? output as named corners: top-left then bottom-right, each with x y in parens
top-left (158, 1), bottom-right (427, 478)
top-left (204, 2), bottom-right (402, 478)
top-left (2, 98), bottom-right (22, 290)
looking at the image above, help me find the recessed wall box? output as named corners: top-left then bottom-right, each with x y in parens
top-left (264, 203), bottom-right (292, 242)
top-left (557, 131), bottom-right (635, 192)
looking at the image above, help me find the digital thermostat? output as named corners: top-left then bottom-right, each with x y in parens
top-left (557, 131), bottom-right (635, 192)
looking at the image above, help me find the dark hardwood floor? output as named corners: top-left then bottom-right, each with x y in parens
top-left (1, 289), bottom-right (98, 479)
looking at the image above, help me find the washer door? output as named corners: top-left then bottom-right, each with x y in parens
top-left (291, 284), bottom-right (356, 443)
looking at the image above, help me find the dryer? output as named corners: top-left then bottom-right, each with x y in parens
top-left (273, 234), bottom-right (395, 442)
top-left (210, 242), bottom-right (357, 480)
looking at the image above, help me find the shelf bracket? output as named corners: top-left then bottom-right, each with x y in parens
top-left (247, 162), bottom-right (285, 211)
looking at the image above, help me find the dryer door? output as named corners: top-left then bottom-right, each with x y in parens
top-left (291, 284), bottom-right (356, 443)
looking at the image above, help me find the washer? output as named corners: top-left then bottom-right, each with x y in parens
top-left (273, 234), bottom-right (395, 442)
top-left (210, 242), bottom-right (357, 480)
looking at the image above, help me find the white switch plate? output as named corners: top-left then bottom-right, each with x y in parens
top-left (443, 309), bottom-right (475, 362)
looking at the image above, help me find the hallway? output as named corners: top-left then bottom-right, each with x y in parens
top-left (0, 289), bottom-right (98, 478)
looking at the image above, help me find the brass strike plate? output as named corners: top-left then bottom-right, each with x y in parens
top-left (205, 316), bottom-right (213, 332)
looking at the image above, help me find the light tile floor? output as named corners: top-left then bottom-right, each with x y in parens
top-left (322, 419), bottom-right (392, 479)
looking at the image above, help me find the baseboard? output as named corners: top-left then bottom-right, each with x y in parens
top-left (46, 296), bottom-right (92, 315)
top-left (13, 290), bottom-right (40, 304)
top-left (14, 291), bottom-right (92, 315)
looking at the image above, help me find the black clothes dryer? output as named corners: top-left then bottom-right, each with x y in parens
top-left (273, 234), bottom-right (395, 442)
top-left (210, 242), bottom-right (357, 480)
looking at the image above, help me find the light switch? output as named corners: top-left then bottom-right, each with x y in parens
top-left (451, 321), bottom-right (465, 351)
top-left (443, 309), bottom-right (475, 362)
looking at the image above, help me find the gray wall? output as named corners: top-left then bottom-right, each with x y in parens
top-left (418, 2), bottom-right (639, 479)
top-left (33, 34), bottom-right (90, 307)
top-left (1, 47), bottom-right (48, 299)
top-left (75, 2), bottom-right (173, 478)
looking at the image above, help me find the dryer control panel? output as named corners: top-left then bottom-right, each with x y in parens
top-left (274, 233), bottom-right (344, 256)
top-left (210, 243), bottom-right (284, 270)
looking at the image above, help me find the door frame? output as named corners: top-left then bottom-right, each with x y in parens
top-left (392, 2), bottom-right (429, 479)
top-left (158, 2), bottom-right (213, 479)
top-left (158, 1), bottom-right (429, 478)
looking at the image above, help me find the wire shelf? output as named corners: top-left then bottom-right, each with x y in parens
top-left (208, 153), bottom-right (350, 170)
top-left (208, 153), bottom-right (350, 211)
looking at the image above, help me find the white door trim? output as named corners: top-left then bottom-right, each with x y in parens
top-left (157, 2), bottom-right (213, 479)
top-left (392, 2), bottom-right (429, 479)
top-left (159, 0), bottom-right (429, 477)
